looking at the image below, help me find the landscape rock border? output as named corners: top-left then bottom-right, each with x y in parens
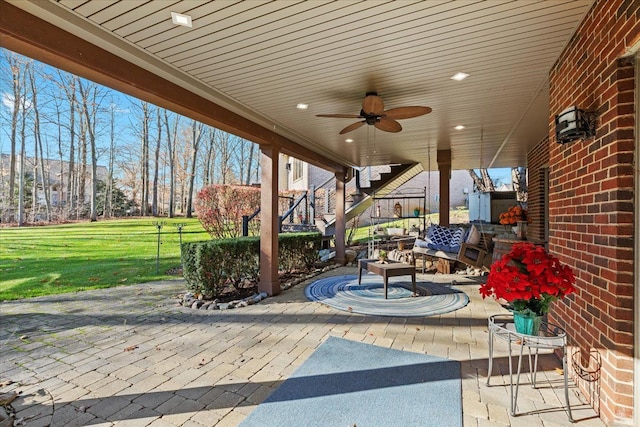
top-left (178, 264), bottom-right (340, 311)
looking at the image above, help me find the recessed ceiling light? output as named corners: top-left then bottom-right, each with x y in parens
top-left (455, 125), bottom-right (465, 130)
top-left (171, 12), bottom-right (192, 27)
top-left (451, 72), bottom-right (469, 81)
top-left (345, 139), bottom-right (354, 143)
top-left (296, 103), bottom-right (309, 110)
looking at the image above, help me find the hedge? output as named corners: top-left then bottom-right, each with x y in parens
top-left (182, 232), bottom-right (322, 298)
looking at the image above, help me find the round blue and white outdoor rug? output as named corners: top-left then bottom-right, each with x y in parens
top-left (305, 274), bottom-right (469, 317)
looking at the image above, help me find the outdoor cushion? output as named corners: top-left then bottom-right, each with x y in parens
top-left (426, 224), bottom-right (465, 253)
top-left (466, 224), bottom-right (481, 245)
top-left (415, 238), bottom-right (430, 248)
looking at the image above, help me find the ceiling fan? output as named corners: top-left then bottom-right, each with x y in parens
top-left (316, 91), bottom-right (432, 134)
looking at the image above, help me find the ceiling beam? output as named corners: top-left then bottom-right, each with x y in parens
top-left (0, 0), bottom-right (345, 174)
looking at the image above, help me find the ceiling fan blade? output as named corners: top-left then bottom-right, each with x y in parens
top-left (362, 93), bottom-right (385, 116)
top-left (316, 113), bottom-right (362, 118)
top-left (339, 121), bottom-right (366, 134)
top-left (375, 118), bottom-right (402, 133)
top-left (383, 106), bottom-right (432, 119)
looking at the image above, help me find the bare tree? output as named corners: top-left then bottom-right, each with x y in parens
top-left (140, 101), bottom-right (151, 216)
top-left (151, 108), bottom-right (162, 216)
top-left (233, 137), bottom-right (258, 186)
top-left (163, 109), bottom-right (179, 218)
top-left (1, 51), bottom-right (267, 223)
top-left (202, 127), bottom-right (217, 185)
top-left (186, 119), bottom-right (204, 217)
top-left (78, 78), bottom-right (107, 222)
top-left (512, 167), bottom-right (528, 202)
top-left (17, 62), bottom-right (31, 226)
top-left (4, 52), bottom-right (25, 217)
top-left (468, 169), bottom-right (495, 192)
top-left (27, 64), bottom-right (52, 220)
top-left (51, 89), bottom-right (66, 218)
top-left (57, 72), bottom-right (78, 219)
top-left (176, 133), bottom-right (190, 214)
top-left (216, 132), bottom-right (241, 184)
top-left (244, 141), bottom-right (256, 185)
top-left (76, 103), bottom-right (88, 218)
top-left (104, 103), bottom-right (119, 218)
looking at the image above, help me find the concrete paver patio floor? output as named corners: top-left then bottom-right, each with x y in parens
top-left (1, 266), bottom-right (604, 426)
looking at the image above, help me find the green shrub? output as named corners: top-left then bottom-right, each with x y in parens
top-left (182, 232), bottom-right (321, 298)
top-left (278, 233), bottom-right (322, 271)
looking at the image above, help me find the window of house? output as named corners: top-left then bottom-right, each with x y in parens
top-left (292, 158), bottom-right (303, 181)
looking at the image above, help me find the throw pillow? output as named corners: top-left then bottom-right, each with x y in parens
top-left (450, 227), bottom-right (466, 247)
top-left (426, 224), bottom-right (453, 247)
top-left (466, 224), bottom-right (481, 245)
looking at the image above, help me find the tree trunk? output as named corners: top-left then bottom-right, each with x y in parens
top-left (480, 169), bottom-right (495, 192)
top-left (7, 53), bottom-right (22, 215)
top-left (104, 106), bottom-right (116, 218)
top-left (17, 86), bottom-right (28, 226)
top-left (78, 114), bottom-right (87, 218)
top-left (28, 66), bottom-right (51, 221)
top-left (203, 128), bottom-right (216, 185)
top-left (468, 169), bottom-right (495, 192)
top-left (163, 110), bottom-right (178, 218)
top-left (60, 73), bottom-right (77, 220)
top-left (140, 102), bottom-right (150, 216)
top-left (245, 141), bottom-right (255, 185)
top-left (152, 108), bottom-right (162, 216)
top-left (77, 79), bottom-right (100, 222)
top-left (54, 100), bottom-right (65, 218)
top-left (512, 167), bottom-right (528, 202)
top-left (186, 120), bottom-right (203, 218)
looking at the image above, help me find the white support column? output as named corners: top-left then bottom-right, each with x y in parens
top-left (259, 146), bottom-right (280, 296)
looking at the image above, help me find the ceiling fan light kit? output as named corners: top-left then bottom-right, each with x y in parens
top-left (317, 92), bottom-right (432, 134)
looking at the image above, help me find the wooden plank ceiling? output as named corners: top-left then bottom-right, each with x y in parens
top-left (7, 0), bottom-right (594, 171)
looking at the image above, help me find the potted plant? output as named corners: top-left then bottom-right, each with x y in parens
top-left (378, 249), bottom-right (387, 263)
top-left (499, 205), bottom-right (528, 239)
top-left (479, 242), bottom-right (576, 335)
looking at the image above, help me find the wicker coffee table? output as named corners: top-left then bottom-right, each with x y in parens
top-left (357, 259), bottom-right (417, 299)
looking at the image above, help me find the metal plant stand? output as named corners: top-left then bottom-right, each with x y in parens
top-left (487, 314), bottom-right (573, 422)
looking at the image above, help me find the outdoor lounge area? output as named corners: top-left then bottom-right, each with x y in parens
top-left (0, 267), bottom-right (605, 426)
top-left (1, 0), bottom-right (639, 425)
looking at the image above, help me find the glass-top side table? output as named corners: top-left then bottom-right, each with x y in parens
top-left (487, 314), bottom-right (573, 422)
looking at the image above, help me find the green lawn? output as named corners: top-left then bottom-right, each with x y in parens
top-left (1, 210), bottom-right (471, 301)
top-left (0, 218), bottom-right (210, 301)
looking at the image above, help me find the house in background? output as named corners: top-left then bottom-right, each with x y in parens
top-left (0, 154), bottom-right (108, 220)
top-left (281, 154), bottom-right (514, 227)
top-left (282, 154), bottom-right (472, 208)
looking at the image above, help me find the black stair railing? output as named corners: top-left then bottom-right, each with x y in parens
top-left (241, 192), bottom-right (312, 236)
top-left (280, 192), bottom-right (309, 228)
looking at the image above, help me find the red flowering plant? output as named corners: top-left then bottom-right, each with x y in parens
top-left (480, 242), bottom-right (576, 316)
top-left (499, 205), bottom-right (527, 225)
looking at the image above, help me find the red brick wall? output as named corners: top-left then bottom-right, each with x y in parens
top-left (545, 0), bottom-right (639, 424)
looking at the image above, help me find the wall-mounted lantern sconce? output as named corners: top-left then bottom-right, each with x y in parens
top-left (555, 106), bottom-right (597, 144)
